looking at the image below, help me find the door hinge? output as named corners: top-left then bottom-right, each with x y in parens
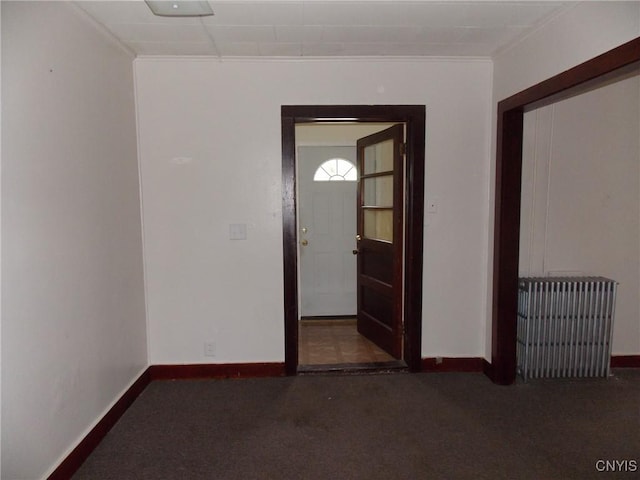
top-left (400, 142), bottom-right (407, 155)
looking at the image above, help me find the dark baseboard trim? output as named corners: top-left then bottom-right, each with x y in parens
top-left (48, 362), bottom-right (286, 478)
top-left (300, 315), bottom-right (356, 320)
top-left (482, 359), bottom-right (494, 380)
top-left (422, 357), bottom-right (484, 373)
top-left (149, 362), bottom-right (286, 380)
top-left (611, 355), bottom-right (640, 368)
top-left (47, 368), bottom-right (151, 480)
top-left (482, 357), bottom-right (640, 381)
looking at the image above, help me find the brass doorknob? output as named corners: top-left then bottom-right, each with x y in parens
top-left (301, 239), bottom-right (309, 246)
top-left (356, 234), bottom-right (362, 241)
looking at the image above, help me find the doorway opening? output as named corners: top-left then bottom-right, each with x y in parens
top-left (281, 105), bottom-right (426, 375)
top-left (490, 38), bottom-right (640, 385)
top-left (296, 124), bottom-right (402, 371)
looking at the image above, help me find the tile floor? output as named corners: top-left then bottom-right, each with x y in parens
top-left (298, 318), bottom-right (395, 365)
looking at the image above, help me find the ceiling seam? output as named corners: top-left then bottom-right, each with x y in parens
top-left (200, 17), bottom-right (222, 59)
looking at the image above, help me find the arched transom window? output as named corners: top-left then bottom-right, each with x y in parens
top-left (313, 158), bottom-right (357, 182)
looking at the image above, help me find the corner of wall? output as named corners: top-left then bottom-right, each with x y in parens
top-left (68, 2), bottom-right (136, 60)
top-left (483, 59), bottom-right (496, 361)
top-left (132, 59), bottom-right (152, 367)
top-left (1, 2), bottom-right (146, 477)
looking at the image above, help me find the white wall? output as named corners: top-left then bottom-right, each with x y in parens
top-left (135, 57), bottom-right (493, 364)
top-left (488, 1), bottom-right (640, 358)
top-left (1, 2), bottom-right (147, 479)
top-left (493, 1), bottom-right (640, 102)
top-left (520, 76), bottom-right (640, 354)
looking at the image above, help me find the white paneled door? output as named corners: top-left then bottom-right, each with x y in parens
top-left (298, 146), bottom-right (358, 317)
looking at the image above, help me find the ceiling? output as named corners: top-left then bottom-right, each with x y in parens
top-left (75, 0), bottom-right (573, 57)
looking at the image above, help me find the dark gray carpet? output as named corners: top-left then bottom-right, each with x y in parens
top-left (72, 370), bottom-right (640, 480)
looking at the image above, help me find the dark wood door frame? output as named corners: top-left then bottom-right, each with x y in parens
top-left (489, 37), bottom-right (640, 385)
top-left (282, 105), bottom-right (426, 375)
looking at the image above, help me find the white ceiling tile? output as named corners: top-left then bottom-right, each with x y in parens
top-left (443, 43), bottom-right (497, 56)
top-left (205, 25), bottom-right (276, 42)
top-left (321, 26), bottom-right (422, 43)
top-left (216, 42), bottom-right (261, 56)
top-left (302, 43), bottom-right (347, 56)
top-left (74, 0), bottom-right (571, 57)
top-left (327, 2), bottom-right (431, 27)
top-left (459, 26), bottom-right (528, 44)
top-left (302, 1), bottom-right (466, 27)
top-left (394, 2), bottom-right (473, 27)
top-left (409, 27), bottom-right (466, 44)
top-left (514, 3), bottom-right (567, 25)
top-left (339, 43), bottom-right (393, 56)
top-left (259, 42), bottom-right (303, 56)
top-left (459, 2), bottom-right (564, 28)
top-left (199, 3), bottom-right (254, 24)
top-left (241, 1), bottom-right (303, 26)
top-left (129, 41), bottom-right (216, 56)
top-left (106, 23), bottom-right (210, 42)
top-left (76, 0), bottom-right (201, 26)
top-left (302, 1), bottom-right (410, 26)
top-left (378, 43), bottom-right (443, 56)
top-left (301, 2), bottom-right (363, 26)
top-left (201, 2), bottom-right (302, 25)
top-left (275, 25), bottom-right (323, 43)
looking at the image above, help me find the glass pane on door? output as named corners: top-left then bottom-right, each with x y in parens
top-left (363, 175), bottom-right (393, 207)
top-left (363, 209), bottom-right (393, 242)
top-left (363, 139), bottom-right (394, 174)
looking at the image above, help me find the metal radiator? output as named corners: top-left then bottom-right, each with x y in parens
top-left (517, 277), bottom-right (617, 381)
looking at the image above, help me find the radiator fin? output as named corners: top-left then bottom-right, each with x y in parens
top-left (517, 277), bottom-right (617, 381)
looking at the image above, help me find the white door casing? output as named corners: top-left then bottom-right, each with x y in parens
top-left (298, 146), bottom-right (357, 317)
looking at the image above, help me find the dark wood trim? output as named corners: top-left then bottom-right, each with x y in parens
top-left (422, 357), bottom-right (485, 373)
top-left (500, 39), bottom-right (640, 113)
top-left (392, 124), bottom-right (406, 360)
top-left (491, 107), bottom-right (524, 385)
top-left (47, 369), bottom-right (151, 480)
top-left (149, 363), bottom-right (286, 380)
top-left (403, 108), bottom-right (426, 373)
top-left (282, 113), bottom-right (298, 376)
top-left (610, 355), bottom-right (640, 368)
top-left (482, 359), bottom-right (493, 378)
top-left (490, 37), bottom-right (640, 385)
top-left (282, 105), bottom-right (426, 374)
